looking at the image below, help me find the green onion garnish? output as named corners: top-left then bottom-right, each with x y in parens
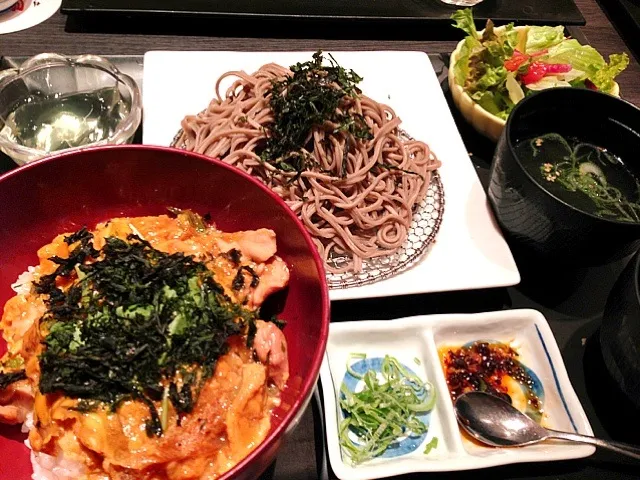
top-left (339, 354), bottom-right (436, 465)
top-left (423, 436), bottom-right (438, 454)
top-left (160, 385), bottom-right (170, 433)
top-left (346, 352), bottom-right (367, 379)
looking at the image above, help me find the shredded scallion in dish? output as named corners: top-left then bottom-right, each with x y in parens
top-left (339, 354), bottom-right (436, 465)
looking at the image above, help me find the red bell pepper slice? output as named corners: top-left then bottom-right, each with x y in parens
top-left (585, 79), bottom-right (599, 91)
top-left (544, 63), bottom-right (572, 74)
top-left (520, 62), bottom-right (548, 85)
top-left (504, 50), bottom-right (528, 72)
top-left (530, 49), bottom-right (549, 57)
top-left (506, 50), bottom-right (574, 87)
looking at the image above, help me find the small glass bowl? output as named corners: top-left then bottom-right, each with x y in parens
top-left (0, 53), bottom-right (141, 166)
top-left (0, 0), bottom-right (19, 12)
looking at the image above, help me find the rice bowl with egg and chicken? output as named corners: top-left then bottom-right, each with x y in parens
top-left (0, 209), bottom-right (291, 480)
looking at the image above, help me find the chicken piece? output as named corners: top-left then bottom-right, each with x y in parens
top-left (235, 229), bottom-right (277, 263)
top-left (250, 257), bottom-right (289, 307)
top-left (253, 320), bottom-right (289, 390)
top-left (165, 456), bottom-right (211, 480)
top-left (36, 234), bottom-right (70, 276)
top-left (29, 391), bottom-right (65, 451)
top-left (225, 362), bottom-right (270, 458)
top-left (0, 380), bottom-right (33, 424)
top-left (217, 229), bottom-right (277, 264)
top-left (1, 294), bottom-right (46, 351)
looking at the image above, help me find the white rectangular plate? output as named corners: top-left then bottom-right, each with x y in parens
top-left (142, 51), bottom-right (520, 301)
top-left (320, 309), bottom-right (594, 479)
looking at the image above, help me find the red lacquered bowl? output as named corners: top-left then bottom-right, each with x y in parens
top-left (0, 145), bottom-right (330, 480)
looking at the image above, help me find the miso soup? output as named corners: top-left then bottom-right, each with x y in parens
top-left (514, 133), bottom-right (640, 223)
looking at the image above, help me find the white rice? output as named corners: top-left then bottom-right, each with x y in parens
top-left (21, 411), bottom-right (34, 433)
top-left (23, 418), bottom-right (88, 480)
top-left (29, 448), bottom-right (88, 480)
top-left (11, 266), bottom-right (36, 295)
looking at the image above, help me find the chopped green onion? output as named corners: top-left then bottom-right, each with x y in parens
top-left (423, 436), bottom-right (438, 454)
top-left (160, 385), bottom-right (170, 432)
top-left (345, 352), bottom-right (367, 379)
top-left (413, 357), bottom-right (421, 365)
top-left (2, 356), bottom-right (24, 369)
top-left (339, 354), bottom-right (436, 465)
top-left (74, 264), bottom-right (86, 281)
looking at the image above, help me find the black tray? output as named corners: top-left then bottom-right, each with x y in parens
top-left (60, 0), bottom-right (586, 26)
top-left (598, 0), bottom-right (640, 62)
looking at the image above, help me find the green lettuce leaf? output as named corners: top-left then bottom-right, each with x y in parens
top-left (480, 19), bottom-right (517, 56)
top-left (546, 39), bottom-right (605, 74)
top-left (546, 40), bottom-right (628, 92)
top-left (470, 89), bottom-right (513, 118)
top-left (504, 24), bottom-right (520, 53)
top-left (525, 26), bottom-right (565, 53)
top-left (451, 10), bottom-right (514, 92)
top-left (470, 91), bottom-right (501, 115)
top-left (454, 36), bottom-right (480, 86)
top-left (591, 53), bottom-right (629, 93)
top-left (474, 65), bottom-right (508, 91)
top-left (451, 8), bottom-right (478, 39)
top-left (462, 21), bottom-right (514, 90)
top-left (486, 37), bottom-right (515, 65)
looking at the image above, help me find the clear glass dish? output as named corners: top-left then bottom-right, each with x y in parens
top-left (0, 0), bottom-right (19, 12)
top-left (0, 53), bottom-right (142, 166)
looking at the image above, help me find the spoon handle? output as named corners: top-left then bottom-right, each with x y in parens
top-left (546, 429), bottom-right (640, 460)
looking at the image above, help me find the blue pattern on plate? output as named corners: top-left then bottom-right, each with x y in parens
top-left (523, 363), bottom-right (545, 401)
top-left (534, 325), bottom-right (578, 432)
top-left (340, 357), bottom-right (431, 458)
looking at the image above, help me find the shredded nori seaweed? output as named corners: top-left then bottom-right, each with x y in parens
top-left (261, 51), bottom-right (373, 175)
top-left (0, 370), bottom-right (27, 390)
top-left (232, 266), bottom-right (260, 291)
top-left (35, 230), bottom-right (257, 436)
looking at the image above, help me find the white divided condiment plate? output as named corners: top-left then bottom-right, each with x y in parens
top-left (320, 309), bottom-right (594, 479)
top-left (142, 51), bottom-right (520, 301)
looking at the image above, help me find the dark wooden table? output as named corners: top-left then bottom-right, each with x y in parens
top-left (1, 1), bottom-right (640, 480)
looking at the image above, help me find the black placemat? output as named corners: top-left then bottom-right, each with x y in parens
top-left (598, 0), bottom-right (640, 62)
top-left (60, 0), bottom-right (585, 26)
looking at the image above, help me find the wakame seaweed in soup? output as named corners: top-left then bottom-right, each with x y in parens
top-left (515, 133), bottom-right (640, 223)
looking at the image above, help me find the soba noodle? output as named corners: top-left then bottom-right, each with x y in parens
top-left (176, 61), bottom-right (441, 274)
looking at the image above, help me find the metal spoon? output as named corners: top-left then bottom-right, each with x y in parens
top-left (454, 391), bottom-right (640, 460)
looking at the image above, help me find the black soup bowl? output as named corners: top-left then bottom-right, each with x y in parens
top-left (601, 248), bottom-right (640, 410)
top-left (488, 88), bottom-right (640, 266)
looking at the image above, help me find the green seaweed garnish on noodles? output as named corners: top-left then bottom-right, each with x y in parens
top-left (262, 51), bottom-right (373, 175)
